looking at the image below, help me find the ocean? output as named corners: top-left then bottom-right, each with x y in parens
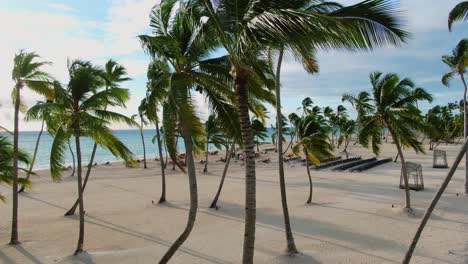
top-left (0, 128), bottom-right (278, 170)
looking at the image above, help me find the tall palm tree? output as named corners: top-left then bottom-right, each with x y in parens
top-left (442, 39), bottom-right (468, 194)
top-left (139, 2), bottom-right (240, 262)
top-left (197, 0), bottom-right (408, 260)
top-left (133, 98), bottom-right (150, 169)
top-left (292, 114), bottom-right (333, 203)
top-left (203, 114), bottom-right (224, 173)
top-left (146, 68), bottom-right (168, 203)
top-left (63, 60), bottom-right (132, 216)
top-left (0, 136), bottom-right (32, 203)
top-left (337, 118), bottom-right (357, 158)
top-left (19, 99), bottom-right (53, 193)
top-left (449, 1), bottom-right (468, 31)
top-left (251, 118), bottom-right (268, 152)
top-left (32, 60), bottom-right (134, 254)
top-left (343, 72), bottom-right (432, 210)
top-left (10, 50), bottom-right (54, 244)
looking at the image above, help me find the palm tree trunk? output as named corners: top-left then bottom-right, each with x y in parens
top-left (388, 126), bottom-right (411, 209)
top-left (156, 119), bottom-right (167, 203)
top-left (68, 141), bottom-right (76, 177)
top-left (304, 149), bottom-right (313, 204)
top-left (234, 67), bottom-right (256, 264)
top-left (461, 73), bottom-right (468, 194)
top-left (159, 122), bottom-right (198, 263)
top-left (403, 139), bottom-right (468, 264)
top-left (210, 143), bottom-right (234, 209)
top-left (73, 129), bottom-right (85, 255)
top-left (65, 143), bottom-right (98, 216)
top-left (275, 48), bottom-right (298, 254)
top-left (203, 138), bottom-right (209, 173)
top-left (140, 124), bottom-right (147, 169)
top-left (19, 118), bottom-right (45, 193)
top-left (10, 84), bottom-right (21, 245)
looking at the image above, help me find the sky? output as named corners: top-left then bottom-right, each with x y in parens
top-left (0, 0), bottom-right (467, 131)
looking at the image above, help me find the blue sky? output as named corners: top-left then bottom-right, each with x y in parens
top-left (0, 0), bottom-right (467, 130)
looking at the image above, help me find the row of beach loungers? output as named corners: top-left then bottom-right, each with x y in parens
top-left (314, 156), bottom-right (392, 172)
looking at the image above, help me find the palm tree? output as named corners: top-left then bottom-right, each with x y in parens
top-left (449, 1), bottom-right (468, 31)
top-left (343, 72), bottom-right (432, 210)
top-left (442, 39), bottom-right (468, 194)
top-left (292, 114), bottom-right (333, 203)
top-left (146, 70), bottom-right (168, 203)
top-left (34, 60), bottom-right (134, 255)
top-left (0, 136), bottom-right (32, 203)
top-left (203, 115), bottom-right (224, 173)
top-left (209, 112), bottom-right (241, 209)
top-left (338, 118), bottom-right (357, 158)
top-left (133, 98), bottom-right (150, 169)
top-left (251, 118), bottom-right (268, 152)
top-left (186, 0), bottom-right (408, 260)
top-left (139, 2), bottom-right (240, 262)
top-left (63, 59), bottom-right (132, 216)
top-left (19, 99), bottom-right (52, 193)
top-left (10, 50), bottom-right (54, 244)
top-left (298, 97), bottom-right (314, 116)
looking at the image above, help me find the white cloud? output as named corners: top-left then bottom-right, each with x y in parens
top-left (47, 2), bottom-right (75, 12)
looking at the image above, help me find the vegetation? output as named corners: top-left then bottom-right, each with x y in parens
top-left (0, 136), bottom-right (32, 203)
top-left (448, 1), bottom-right (468, 31)
top-left (30, 60), bottom-right (135, 254)
top-left (5, 0), bottom-right (468, 262)
top-left (441, 39), bottom-right (468, 194)
top-left (10, 50), bottom-right (54, 244)
top-left (343, 72), bottom-right (432, 210)
top-left (291, 113), bottom-right (333, 203)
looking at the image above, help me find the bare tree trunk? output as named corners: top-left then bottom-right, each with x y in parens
top-left (304, 149), bottom-right (313, 204)
top-left (159, 122), bottom-right (198, 263)
top-left (203, 138), bottom-right (209, 173)
top-left (275, 48), bottom-right (298, 254)
top-left (234, 67), bottom-right (256, 264)
top-left (10, 84), bottom-right (21, 245)
top-left (73, 129), bottom-right (85, 255)
top-left (68, 141), bottom-right (76, 177)
top-left (388, 126), bottom-right (411, 209)
top-left (156, 119), bottom-right (166, 203)
top-left (210, 143), bottom-right (233, 209)
top-left (403, 139), bottom-right (468, 264)
top-left (65, 143), bottom-right (97, 216)
top-left (19, 118), bottom-right (45, 193)
top-left (461, 74), bottom-right (468, 194)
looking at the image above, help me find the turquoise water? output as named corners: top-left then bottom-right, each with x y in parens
top-left (0, 128), bottom-right (278, 170)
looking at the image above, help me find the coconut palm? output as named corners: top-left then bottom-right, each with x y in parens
top-left (448, 1), bottom-right (468, 31)
top-left (19, 99), bottom-right (53, 193)
top-left (146, 67), bottom-right (168, 203)
top-left (63, 60), bottom-right (131, 216)
top-left (10, 50), bottom-right (54, 244)
top-left (139, 2), bottom-right (241, 262)
top-left (442, 39), bottom-right (468, 194)
top-left (209, 111), bottom-right (241, 209)
top-left (31, 60), bottom-right (134, 255)
top-left (338, 118), bottom-right (357, 158)
top-left (292, 114), bottom-right (333, 203)
top-left (0, 136), bottom-right (32, 203)
top-left (203, 114), bottom-right (225, 173)
top-left (251, 118), bottom-right (268, 152)
top-left (176, 0), bottom-right (408, 260)
top-left (133, 98), bottom-right (150, 169)
top-left (297, 97), bottom-right (314, 116)
top-left (343, 72), bottom-right (433, 210)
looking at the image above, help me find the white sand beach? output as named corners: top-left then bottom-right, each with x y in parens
top-left (1, 142), bottom-right (467, 264)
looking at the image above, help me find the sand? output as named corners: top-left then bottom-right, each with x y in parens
top-left (1, 141), bottom-right (468, 263)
